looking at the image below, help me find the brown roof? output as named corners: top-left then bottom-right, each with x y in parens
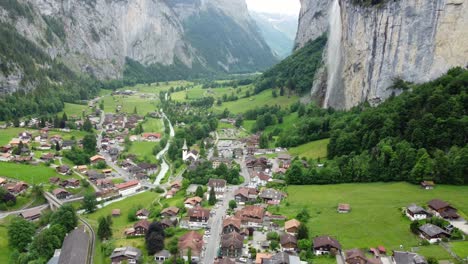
top-left (90, 155), bottom-right (105, 162)
top-left (313, 236), bottom-right (341, 250)
top-left (136, 209), bottom-right (150, 216)
top-left (285, 219), bottom-right (301, 230)
top-left (134, 219), bottom-right (150, 230)
top-left (421, 181), bottom-right (435, 187)
top-left (221, 232), bottom-right (244, 249)
top-left (256, 253), bottom-right (272, 264)
top-left (346, 249), bottom-right (366, 260)
top-left (428, 199), bottom-right (451, 210)
top-left (178, 231), bottom-right (203, 255)
top-left (223, 217), bottom-right (241, 230)
top-left (185, 196), bottom-right (203, 205)
top-left (52, 188), bottom-right (69, 196)
top-left (215, 258), bottom-right (236, 264)
top-left (188, 207), bottom-right (210, 218)
top-left (235, 205), bottom-right (264, 223)
top-left (161, 206), bottom-right (180, 216)
top-left (208, 179), bottom-right (227, 188)
top-left (280, 233), bottom-right (297, 246)
top-left (20, 208), bottom-right (42, 219)
top-left (112, 209), bottom-right (121, 216)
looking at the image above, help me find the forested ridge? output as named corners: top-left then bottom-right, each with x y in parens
top-left (279, 67), bottom-right (467, 185)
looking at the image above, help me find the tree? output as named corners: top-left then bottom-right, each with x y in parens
top-left (146, 222), bottom-right (165, 255)
top-left (195, 186), bottom-right (204, 198)
top-left (297, 223), bottom-right (309, 240)
top-left (229, 200), bottom-right (237, 210)
top-left (99, 100), bottom-right (104, 110)
top-left (55, 142), bottom-right (61, 151)
top-left (298, 239), bottom-right (312, 251)
top-left (208, 187), bottom-right (217, 205)
top-left (133, 106), bottom-right (138, 114)
top-left (83, 118), bottom-right (93, 132)
top-left (83, 134), bottom-right (97, 154)
top-left (427, 257), bottom-right (438, 264)
top-left (82, 192), bottom-right (98, 213)
top-left (8, 217), bottom-right (36, 252)
top-left (410, 149), bottom-right (433, 183)
top-left (235, 116), bottom-right (243, 128)
top-left (98, 216), bottom-right (113, 240)
top-left (49, 204), bottom-right (78, 232)
top-left (296, 208), bottom-right (310, 223)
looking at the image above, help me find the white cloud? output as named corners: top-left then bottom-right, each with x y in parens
top-left (246, 0), bottom-right (300, 15)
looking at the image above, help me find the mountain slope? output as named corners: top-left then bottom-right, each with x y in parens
top-left (251, 12), bottom-right (298, 58)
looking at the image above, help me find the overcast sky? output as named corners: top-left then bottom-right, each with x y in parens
top-left (246, 0), bottom-right (301, 15)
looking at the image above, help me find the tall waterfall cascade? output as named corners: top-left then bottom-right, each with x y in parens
top-left (324, 0), bottom-right (343, 108)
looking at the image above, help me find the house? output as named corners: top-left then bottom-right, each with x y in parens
top-left (19, 208), bottom-right (42, 221)
top-left (284, 219), bottom-right (301, 234)
top-left (37, 143), bottom-right (52, 150)
top-left (208, 178), bottom-right (227, 199)
top-left (262, 252), bottom-right (301, 264)
top-left (427, 199), bottom-right (459, 219)
top-left (184, 196), bottom-right (203, 208)
top-left (53, 188), bottom-right (71, 199)
top-left (346, 249), bottom-right (377, 264)
top-left (136, 209), bottom-right (150, 219)
top-left (142, 133), bottom-right (161, 142)
top-left (161, 206), bottom-right (180, 218)
top-left (116, 180), bottom-right (141, 196)
top-left (313, 236), bottom-right (342, 255)
top-left (61, 178), bottom-right (80, 188)
top-left (170, 180), bottom-right (182, 189)
top-left (338, 203), bottom-right (351, 213)
top-left (112, 209), bottom-right (121, 217)
top-left (154, 250), bottom-right (171, 262)
top-left (56, 165), bottom-right (71, 175)
top-left (223, 217), bottom-right (242, 234)
top-left (418, 223), bottom-right (450, 243)
top-left (256, 253), bottom-right (273, 264)
top-left (392, 251), bottom-right (427, 264)
top-left (137, 163), bottom-right (158, 175)
top-left (7, 181), bottom-right (28, 194)
top-left (0, 153), bottom-right (12, 162)
top-left (215, 258), bottom-right (236, 264)
top-left (406, 204), bottom-right (432, 221)
top-left (250, 171), bottom-right (270, 187)
top-left (420, 181), bottom-right (435, 190)
top-left (188, 207), bottom-right (210, 228)
top-left (234, 187), bottom-right (258, 203)
top-left (211, 157), bottom-right (232, 169)
top-left (49, 177), bottom-right (61, 184)
top-left (235, 205), bottom-right (264, 228)
top-left (133, 219), bottom-right (150, 235)
top-left (160, 218), bottom-right (177, 229)
top-left (87, 170), bottom-right (105, 181)
top-left (77, 165), bottom-right (88, 173)
top-left (40, 153), bottom-right (55, 161)
top-left (178, 231), bottom-right (203, 262)
top-left (96, 179), bottom-right (114, 189)
top-left (135, 172), bottom-right (149, 180)
top-left (102, 169), bottom-right (113, 175)
top-left (61, 140), bottom-right (76, 150)
top-left (221, 231), bottom-right (244, 257)
top-left (110, 246), bottom-right (142, 264)
top-left (280, 233), bottom-right (297, 251)
top-left (165, 188), bottom-right (178, 199)
top-left (57, 227), bottom-right (90, 264)
top-left (90, 155), bottom-right (106, 164)
top-left (182, 140), bottom-right (199, 162)
top-left (259, 188), bottom-right (284, 205)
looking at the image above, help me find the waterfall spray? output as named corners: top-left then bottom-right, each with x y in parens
top-left (324, 0), bottom-right (343, 108)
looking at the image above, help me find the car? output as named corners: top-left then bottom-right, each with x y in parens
top-left (238, 257), bottom-right (247, 263)
top-left (205, 230), bottom-right (211, 235)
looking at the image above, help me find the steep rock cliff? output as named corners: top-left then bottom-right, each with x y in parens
top-left (295, 0), bottom-right (331, 49)
top-left (297, 0), bottom-right (468, 109)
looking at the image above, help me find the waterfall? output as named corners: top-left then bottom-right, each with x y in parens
top-left (324, 0), bottom-right (343, 108)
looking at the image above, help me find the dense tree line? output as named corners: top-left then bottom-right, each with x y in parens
top-left (184, 162), bottom-right (241, 185)
top-left (285, 68), bottom-right (468, 185)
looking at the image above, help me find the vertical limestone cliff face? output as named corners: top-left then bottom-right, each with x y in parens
top-left (297, 0), bottom-right (468, 109)
top-left (295, 0), bottom-right (331, 49)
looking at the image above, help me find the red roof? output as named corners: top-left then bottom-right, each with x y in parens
top-left (116, 180), bottom-right (140, 190)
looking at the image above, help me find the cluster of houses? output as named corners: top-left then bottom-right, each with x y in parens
top-left (0, 177), bottom-right (29, 195)
top-left (119, 160), bottom-right (159, 181)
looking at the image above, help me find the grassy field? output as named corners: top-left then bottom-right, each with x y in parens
top-left (450, 241), bottom-right (468, 258)
top-left (0, 127), bottom-right (88, 146)
top-left (0, 162), bottom-right (65, 184)
top-left (0, 219), bottom-right (10, 263)
top-left (275, 182), bottom-right (468, 253)
top-left (59, 103), bottom-right (90, 117)
top-left (142, 118), bottom-right (164, 133)
top-left (101, 94), bottom-right (157, 114)
top-left (416, 245), bottom-right (455, 260)
top-left (126, 142), bottom-right (157, 163)
top-left (288, 138), bottom-right (330, 160)
top-left (213, 90), bottom-right (298, 114)
top-left (85, 191), bottom-right (160, 264)
top-left (125, 81), bottom-right (192, 95)
top-left (0, 127), bottom-right (25, 145)
top-left (171, 84), bottom-right (251, 103)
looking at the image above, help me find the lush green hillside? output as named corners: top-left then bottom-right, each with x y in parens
top-left (273, 68), bottom-right (467, 186)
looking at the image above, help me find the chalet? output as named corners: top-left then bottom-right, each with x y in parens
top-left (223, 217), bottom-right (242, 234)
top-left (40, 153), bottom-right (55, 161)
top-left (110, 246), bottom-right (142, 264)
top-left (53, 188), bottom-right (71, 199)
top-left (56, 165), bottom-right (71, 175)
top-left (136, 209), bottom-right (150, 219)
top-left (19, 208), bottom-right (42, 221)
top-left (77, 165), bottom-right (88, 173)
top-left (18, 131), bottom-right (32, 141)
top-left (284, 219), bottom-right (301, 234)
top-left (427, 199), bottom-right (459, 219)
top-left (0, 153), bottom-right (12, 162)
top-left (250, 172), bottom-right (270, 187)
top-left (313, 236), bottom-right (342, 255)
top-left (138, 163), bottom-right (158, 175)
top-left (7, 181), bottom-right (28, 194)
top-left (116, 180), bottom-right (141, 196)
top-left (246, 157), bottom-right (268, 171)
top-left (112, 209), bottom-right (121, 217)
top-left (221, 231), bottom-right (244, 257)
top-left (154, 250), bottom-right (171, 263)
top-left (37, 143), bottom-right (52, 150)
top-left (178, 231), bottom-right (203, 262)
top-left (49, 177), bottom-right (60, 184)
top-left (96, 179), bottom-right (114, 189)
top-left (259, 188), bottom-right (284, 205)
top-left (392, 251), bottom-right (427, 264)
top-left (61, 178), bottom-right (80, 188)
top-left (208, 179), bottom-right (227, 199)
top-left (263, 252), bottom-right (301, 264)
top-left (234, 187), bottom-right (258, 203)
top-left (420, 181), bottom-right (435, 190)
top-left (184, 196), bottom-right (202, 208)
top-left (0, 177), bottom-right (6, 185)
top-left (161, 206), bottom-right (180, 218)
top-left (142, 133), bottom-right (161, 142)
top-left (406, 204), bottom-right (432, 221)
top-left (345, 249), bottom-right (379, 264)
top-left (134, 219), bottom-right (150, 236)
top-left (87, 170), bottom-right (105, 181)
top-left (256, 253), bottom-right (273, 264)
top-left (160, 218), bottom-right (177, 229)
top-left (61, 140), bottom-right (76, 150)
top-left (235, 205), bottom-right (264, 228)
top-left (280, 233), bottom-right (297, 251)
top-left (338, 203), bottom-right (351, 213)
top-left (165, 188), bottom-right (177, 199)
top-left (90, 155), bottom-right (106, 164)
top-left (188, 207), bottom-right (210, 228)
top-left (418, 223), bottom-right (450, 243)
top-left (170, 180), bottom-right (182, 189)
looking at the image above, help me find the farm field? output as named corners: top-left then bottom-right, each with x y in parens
top-left (213, 89), bottom-right (298, 114)
top-left (275, 182), bottom-right (468, 254)
top-left (0, 219), bottom-right (10, 263)
top-left (450, 241), bottom-right (468, 258)
top-left (142, 118), bottom-right (164, 133)
top-left (171, 84), bottom-right (252, 102)
top-left (101, 94), bottom-right (158, 114)
top-left (0, 127), bottom-right (26, 145)
top-left (59, 102), bottom-right (90, 117)
top-left (288, 138), bottom-right (330, 160)
top-left (0, 162), bottom-right (65, 184)
top-left (126, 142), bottom-right (158, 163)
top-left (0, 127), bottom-right (89, 146)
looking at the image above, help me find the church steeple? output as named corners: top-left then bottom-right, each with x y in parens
top-left (182, 139), bottom-right (188, 151)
